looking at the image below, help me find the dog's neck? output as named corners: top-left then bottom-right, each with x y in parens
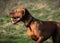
top-left (22, 15), bottom-right (34, 27)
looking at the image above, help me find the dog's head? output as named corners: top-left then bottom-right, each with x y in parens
top-left (8, 8), bottom-right (29, 24)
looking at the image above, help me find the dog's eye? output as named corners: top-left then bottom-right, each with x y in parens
top-left (16, 11), bottom-right (20, 13)
top-left (16, 10), bottom-right (17, 12)
top-left (15, 10), bottom-right (19, 12)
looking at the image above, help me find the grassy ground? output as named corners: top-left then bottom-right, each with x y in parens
top-left (0, 8), bottom-right (60, 43)
top-left (0, 8), bottom-right (59, 43)
top-left (0, 7), bottom-right (60, 43)
top-left (0, 0), bottom-right (60, 43)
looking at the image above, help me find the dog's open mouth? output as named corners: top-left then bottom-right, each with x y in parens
top-left (11, 18), bottom-right (20, 24)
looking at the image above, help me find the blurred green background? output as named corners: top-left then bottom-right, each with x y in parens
top-left (0, 0), bottom-right (60, 43)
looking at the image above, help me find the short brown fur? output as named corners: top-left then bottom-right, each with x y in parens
top-left (8, 8), bottom-right (60, 43)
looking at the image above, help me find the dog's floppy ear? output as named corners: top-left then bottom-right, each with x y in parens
top-left (21, 8), bottom-right (30, 20)
top-left (24, 8), bottom-right (30, 15)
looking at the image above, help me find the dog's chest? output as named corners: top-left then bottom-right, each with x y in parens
top-left (27, 27), bottom-right (38, 41)
top-left (27, 22), bottom-right (41, 41)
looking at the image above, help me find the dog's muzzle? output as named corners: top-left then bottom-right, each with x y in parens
top-left (11, 18), bottom-right (20, 24)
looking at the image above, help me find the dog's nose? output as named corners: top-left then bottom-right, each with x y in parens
top-left (9, 12), bottom-right (13, 14)
top-left (9, 10), bottom-right (14, 14)
top-left (7, 10), bottom-right (14, 17)
top-left (7, 12), bottom-right (13, 17)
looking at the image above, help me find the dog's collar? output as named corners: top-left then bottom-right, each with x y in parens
top-left (25, 17), bottom-right (33, 27)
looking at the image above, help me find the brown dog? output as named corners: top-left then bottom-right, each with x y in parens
top-left (8, 8), bottom-right (60, 43)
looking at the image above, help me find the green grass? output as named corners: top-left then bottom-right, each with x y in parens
top-left (0, 2), bottom-right (60, 43)
top-left (0, 14), bottom-right (53, 43)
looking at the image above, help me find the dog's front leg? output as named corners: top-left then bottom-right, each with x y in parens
top-left (36, 36), bottom-right (44, 43)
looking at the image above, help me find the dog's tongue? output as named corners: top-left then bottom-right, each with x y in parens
top-left (12, 18), bottom-right (20, 24)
